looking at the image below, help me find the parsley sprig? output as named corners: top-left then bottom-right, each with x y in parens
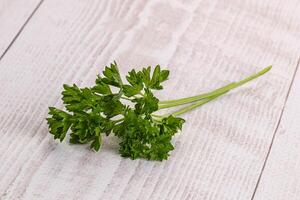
top-left (47, 62), bottom-right (271, 161)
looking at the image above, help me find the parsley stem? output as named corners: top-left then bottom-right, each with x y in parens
top-left (151, 114), bottom-right (163, 118)
top-left (168, 92), bottom-right (227, 117)
top-left (158, 65), bottom-right (272, 109)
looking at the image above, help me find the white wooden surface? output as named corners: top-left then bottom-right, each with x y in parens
top-left (0, 0), bottom-right (42, 57)
top-left (254, 65), bottom-right (300, 199)
top-left (0, 0), bottom-right (300, 199)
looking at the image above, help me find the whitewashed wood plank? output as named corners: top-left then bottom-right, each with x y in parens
top-left (253, 64), bottom-right (300, 200)
top-left (0, 0), bottom-right (42, 57)
top-left (0, 0), bottom-right (300, 200)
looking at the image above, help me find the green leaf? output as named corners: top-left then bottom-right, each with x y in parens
top-left (100, 95), bottom-right (124, 118)
top-left (47, 107), bottom-right (72, 142)
top-left (137, 65), bottom-right (169, 90)
top-left (123, 85), bottom-right (141, 97)
top-left (90, 134), bottom-right (101, 151)
top-left (139, 67), bottom-right (151, 87)
top-left (164, 115), bottom-right (185, 130)
top-left (101, 61), bottom-right (123, 87)
top-left (134, 89), bottom-right (159, 115)
top-left (92, 75), bottom-right (112, 94)
top-left (62, 84), bottom-right (96, 112)
top-left (115, 110), bottom-right (178, 161)
top-left (126, 69), bottom-right (143, 87)
top-left (123, 69), bottom-right (143, 97)
top-left (159, 70), bottom-right (169, 82)
top-left (149, 65), bottom-right (162, 89)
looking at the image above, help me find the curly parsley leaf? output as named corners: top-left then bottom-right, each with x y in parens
top-left (47, 107), bottom-right (72, 142)
top-left (92, 76), bottom-right (112, 95)
top-left (134, 89), bottom-right (159, 115)
top-left (101, 61), bottom-right (123, 87)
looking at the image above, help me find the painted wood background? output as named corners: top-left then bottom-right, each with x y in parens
top-left (0, 0), bottom-right (299, 199)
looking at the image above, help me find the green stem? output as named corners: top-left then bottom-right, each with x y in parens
top-left (151, 114), bottom-right (163, 118)
top-left (158, 65), bottom-right (272, 109)
top-left (168, 92), bottom-right (226, 117)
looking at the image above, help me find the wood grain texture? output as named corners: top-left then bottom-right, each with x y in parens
top-left (0, 0), bottom-right (42, 57)
top-left (0, 0), bottom-right (300, 199)
top-left (253, 64), bottom-right (300, 200)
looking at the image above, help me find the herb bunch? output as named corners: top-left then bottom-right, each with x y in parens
top-left (47, 62), bottom-right (271, 161)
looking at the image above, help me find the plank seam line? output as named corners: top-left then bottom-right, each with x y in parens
top-left (251, 57), bottom-right (300, 200)
top-left (0, 0), bottom-right (45, 62)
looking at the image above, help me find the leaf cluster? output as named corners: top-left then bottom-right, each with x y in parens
top-left (47, 62), bottom-right (185, 161)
